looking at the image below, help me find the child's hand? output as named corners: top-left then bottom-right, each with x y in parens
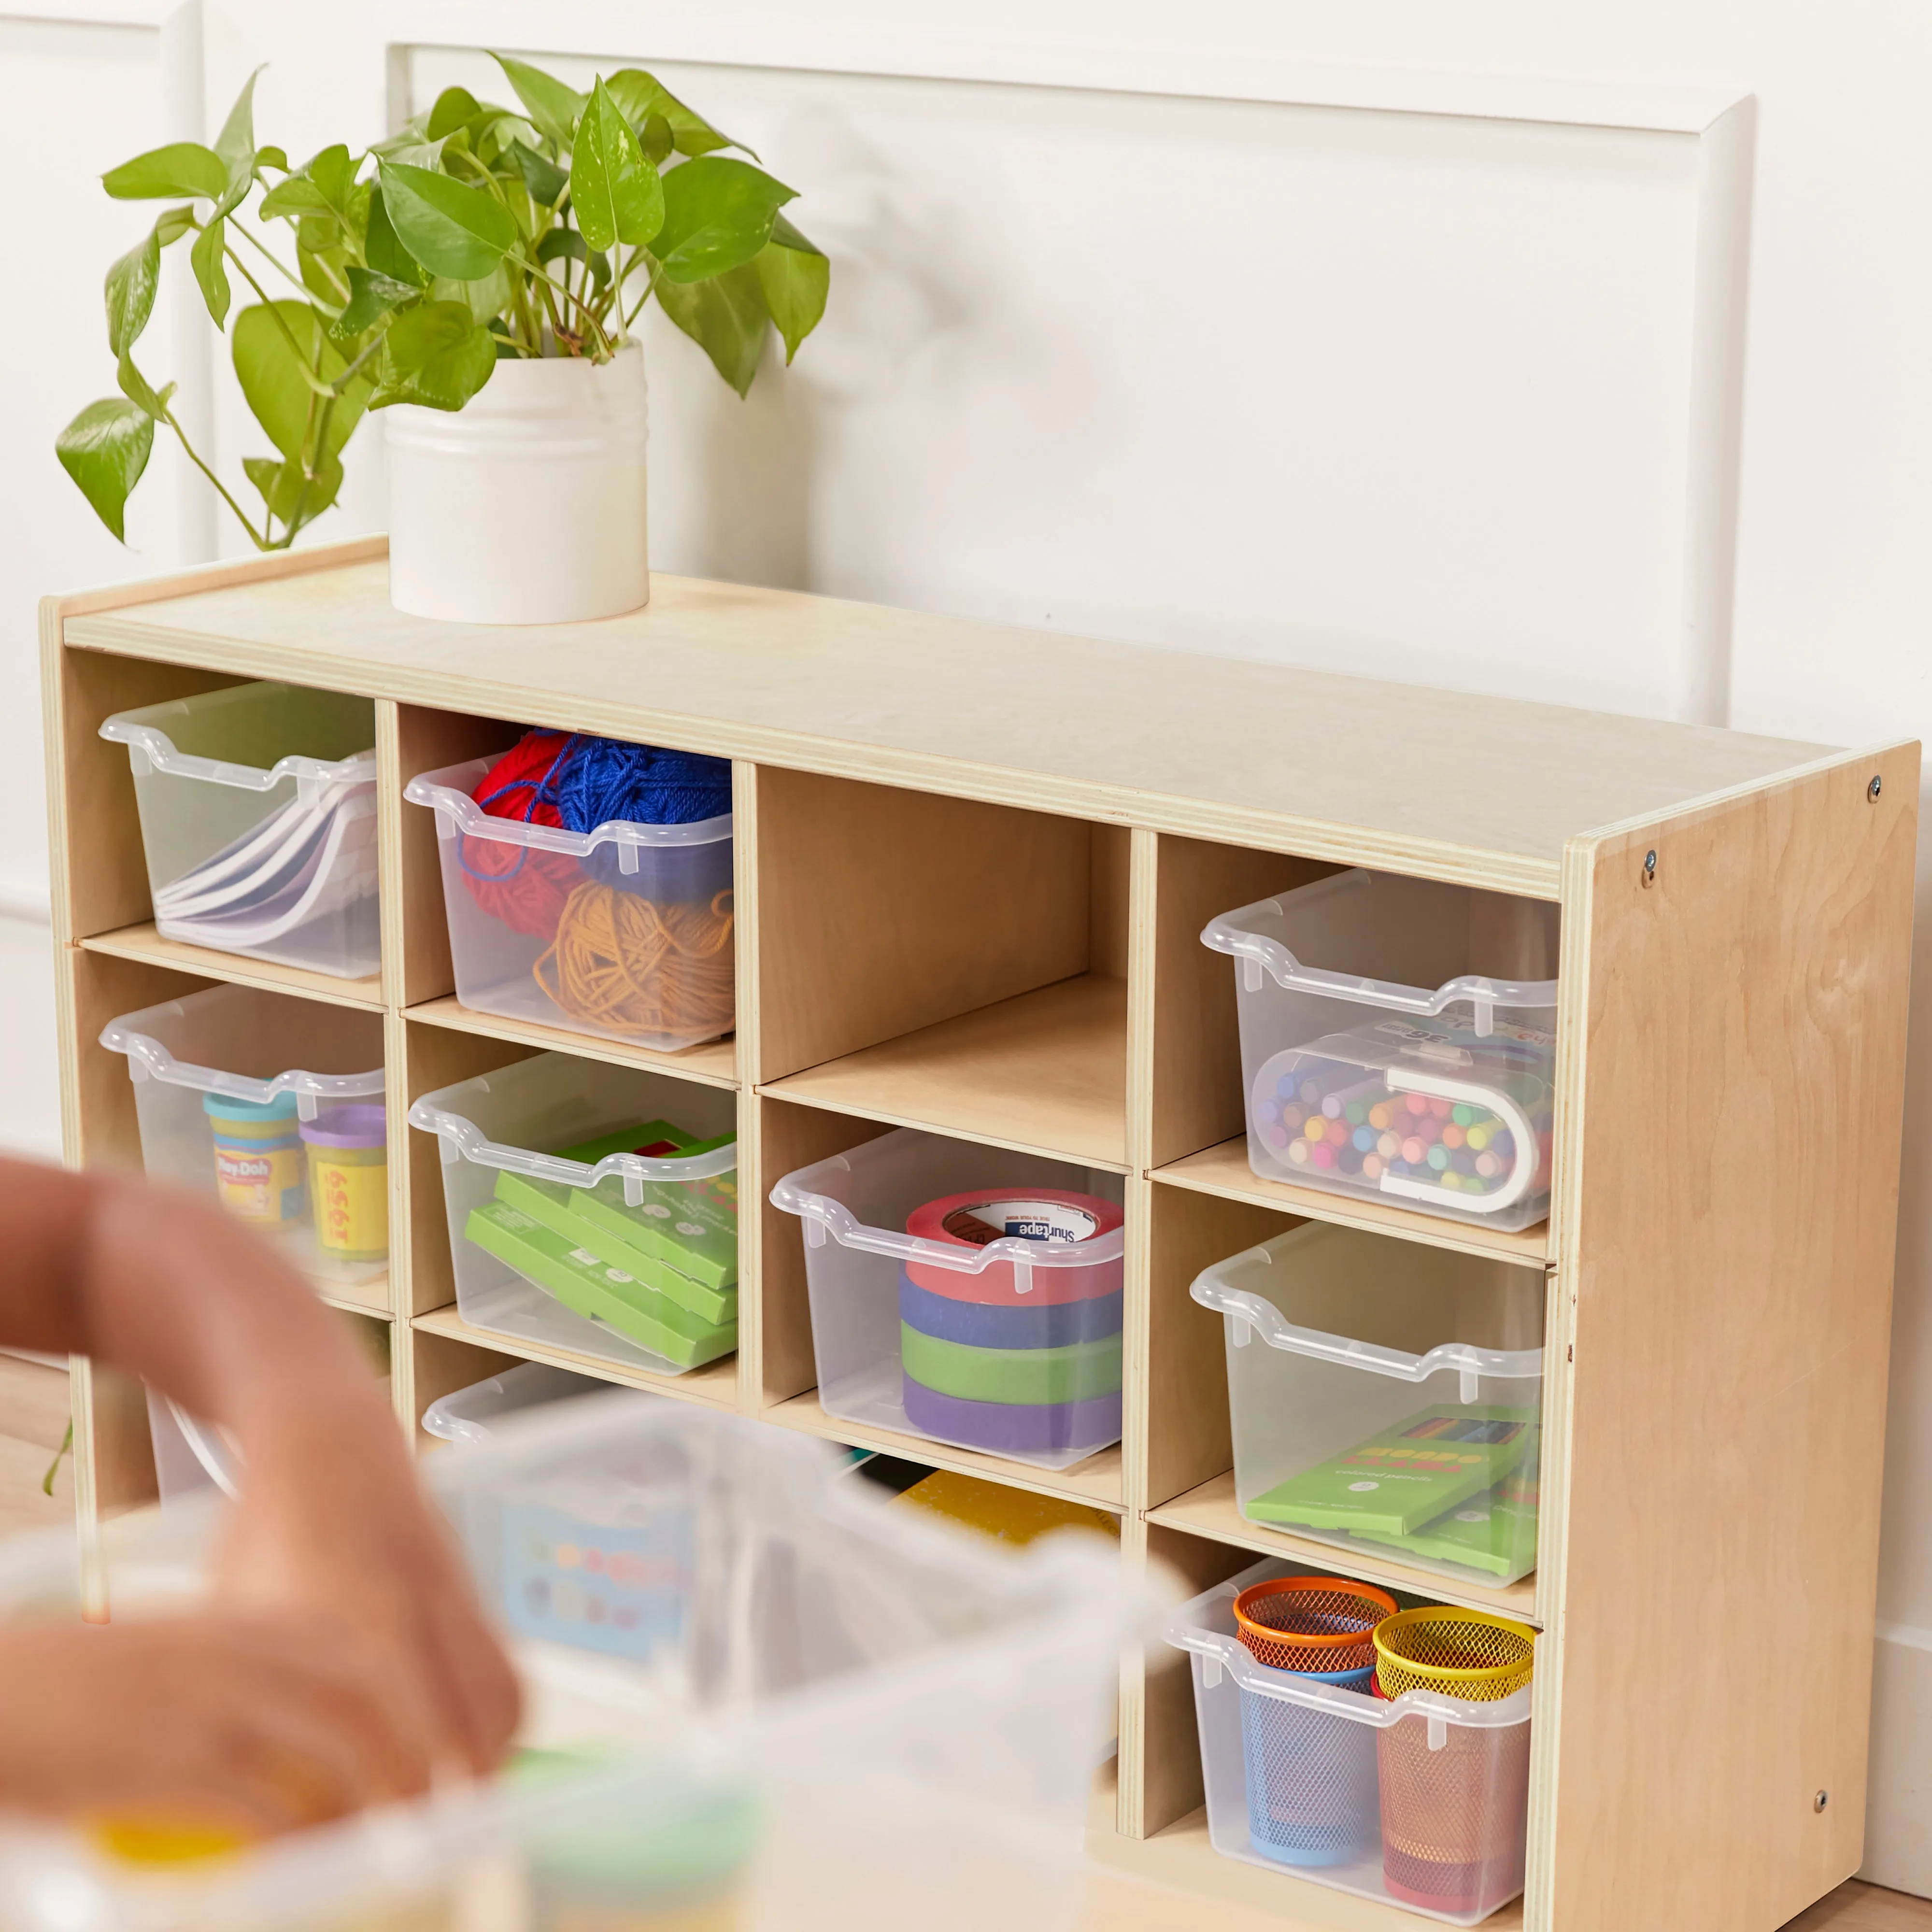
top-left (213, 1402), bottom-right (522, 1782)
top-left (0, 1613), bottom-right (438, 1833)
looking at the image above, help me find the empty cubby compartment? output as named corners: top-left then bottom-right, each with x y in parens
top-left (768, 1126), bottom-right (1126, 1471)
top-left (100, 682), bottom-right (380, 978)
top-left (1193, 1223), bottom-right (1545, 1588)
top-left (1201, 871), bottom-right (1559, 1231)
top-left (408, 1052), bottom-right (739, 1377)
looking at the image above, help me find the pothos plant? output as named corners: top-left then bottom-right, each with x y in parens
top-left (57, 54), bottom-right (828, 551)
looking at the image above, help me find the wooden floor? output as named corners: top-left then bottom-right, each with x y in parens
top-left (1080, 1875), bottom-right (1932, 1932)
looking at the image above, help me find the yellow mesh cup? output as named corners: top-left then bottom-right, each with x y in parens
top-left (1373, 1607), bottom-right (1535, 1702)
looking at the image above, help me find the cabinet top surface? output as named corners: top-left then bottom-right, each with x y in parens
top-left (59, 549), bottom-right (1836, 891)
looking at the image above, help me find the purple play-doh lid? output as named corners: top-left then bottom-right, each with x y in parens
top-left (298, 1104), bottom-right (387, 1150)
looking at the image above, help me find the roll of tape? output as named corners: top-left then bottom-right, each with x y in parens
top-left (898, 1324), bottom-right (1122, 1406)
top-left (897, 1269), bottom-right (1123, 1349)
top-left (903, 1188), bottom-right (1122, 1305)
top-left (901, 1378), bottom-right (1123, 1456)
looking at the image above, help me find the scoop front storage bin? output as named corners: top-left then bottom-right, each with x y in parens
top-left (409, 1051), bottom-right (739, 1375)
top-left (769, 1127), bottom-right (1125, 1471)
top-left (98, 983), bottom-right (388, 1288)
top-left (1202, 870), bottom-right (1559, 1231)
top-left (405, 754), bottom-right (734, 1051)
top-left (0, 1398), bottom-right (1123, 1932)
top-left (422, 1361), bottom-right (639, 1443)
top-left (1168, 1560), bottom-right (1533, 1925)
top-left (1193, 1222), bottom-right (1544, 1587)
top-left (101, 682), bottom-right (380, 978)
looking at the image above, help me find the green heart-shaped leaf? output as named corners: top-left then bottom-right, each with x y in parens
top-left (244, 450), bottom-right (343, 534)
top-left (365, 185), bottom-right (430, 288)
top-left (331, 266), bottom-right (420, 341)
top-left (214, 68), bottom-right (263, 174)
top-left (56, 398), bottom-right (154, 541)
top-left (233, 301), bottom-right (368, 462)
top-left (754, 211), bottom-right (827, 363)
top-left (104, 224), bottom-right (161, 355)
top-left (604, 70), bottom-right (740, 158)
top-left (191, 217), bottom-right (230, 326)
top-left (508, 139), bottom-right (567, 208)
top-left (427, 86), bottom-right (483, 142)
top-left (490, 53), bottom-right (584, 150)
top-left (377, 160), bottom-right (516, 279)
top-left (653, 259), bottom-right (769, 397)
top-left (369, 299), bottom-right (497, 411)
top-left (652, 156), bottom-right (794, 284)
top-left (569, 75), bottom-right (663, 253)
top-left (103, 142), bottom-right (227, 201)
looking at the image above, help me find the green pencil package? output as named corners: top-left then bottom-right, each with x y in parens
top-left (556, 1120), bottom-right (740, 1294)
top-left (1244, 1404), bottom-right (1537, 1538)
top-left (465, 1200), bottom-right (737, 1369)
top-left (1350, 1471), bottom-right (1541, 1580)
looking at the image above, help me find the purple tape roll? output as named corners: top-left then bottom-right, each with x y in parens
top-left (901, 1376), bottom-right (1122, 1455)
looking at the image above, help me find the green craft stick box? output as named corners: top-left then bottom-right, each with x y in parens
top-left (1244, 1405), bottom-right (1537, 1537)
top-left (1351, 1471), bottom-right (1540, 1580)
top-left (554, 1120), bottom-right (740, 1294)
top-left (465, 1200), bottom-right (736, 1369)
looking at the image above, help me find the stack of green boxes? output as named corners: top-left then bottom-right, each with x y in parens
top-left (464, 1120), bottom-right (738, 1369)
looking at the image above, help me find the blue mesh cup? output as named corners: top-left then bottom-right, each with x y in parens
top-left (1240, 1662), bottom-right (1380, 1867)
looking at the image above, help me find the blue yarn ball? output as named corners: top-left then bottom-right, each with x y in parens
top-left (554, 737), bottom-right (733, 898)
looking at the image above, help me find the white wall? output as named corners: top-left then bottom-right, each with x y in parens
top-left (7, 0), bottom-right (1932, 1882)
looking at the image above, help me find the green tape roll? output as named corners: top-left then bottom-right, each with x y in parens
top-left (898, 1322), bottom-right (1122, 1406)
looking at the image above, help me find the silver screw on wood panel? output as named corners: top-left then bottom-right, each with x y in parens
top-left (1814, 1790), bottom-right (1829, 1813)
top-left (1642, 850), bottom-right (1657, 887)
top-left (1870, 776), bottom-right (1883, 800)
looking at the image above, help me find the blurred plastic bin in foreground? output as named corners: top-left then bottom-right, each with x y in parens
top-left (0, 1396), bottom-right (1125, 1932)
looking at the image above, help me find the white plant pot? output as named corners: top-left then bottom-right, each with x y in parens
top-left (384, 341), bottom-right (649, 625)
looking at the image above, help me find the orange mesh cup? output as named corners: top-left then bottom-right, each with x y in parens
top-left (1233, 1577), bottom-right (1397, 1675)
top-left (1372, 1609), bottom-right (1535, 1916)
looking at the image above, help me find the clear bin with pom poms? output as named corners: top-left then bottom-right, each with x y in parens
top-left (405, 734), bottom-right (734, 1053)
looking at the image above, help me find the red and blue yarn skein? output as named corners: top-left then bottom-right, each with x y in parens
top-left (456, 729), bottom-right (582, 939)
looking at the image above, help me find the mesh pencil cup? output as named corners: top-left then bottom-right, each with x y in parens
top-left (1373, 1608), bottom-right (1536, 1915)
top-left (1233, 1578), bottom-right (1394, 1868)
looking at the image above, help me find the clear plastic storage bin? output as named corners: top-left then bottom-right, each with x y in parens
top-left (101, 682), bottom-right (380, 979)
top-left (409, 1052), bottom-right (739, 1376)
top-left (405, 756), bottom-right (735, 1052)
top-left (423, 1361), bottom-right (649, 1443)
top-left (769, 1129), bottom-right (1126, 1471)
top-left (1168, 1559), bottom-right (1534, 1925)
top-left (99, 984), bottom-right (388, 1287)
top-left (1193, 1222), bottom-right (1543, 1587)
top-left (1201, 871), bottom-right (1560, 1232)
top-left (0, 1397), bottom-right (1126, 1932)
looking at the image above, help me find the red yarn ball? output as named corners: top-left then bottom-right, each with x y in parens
top-left (458, 731), bottom-right (584, 940)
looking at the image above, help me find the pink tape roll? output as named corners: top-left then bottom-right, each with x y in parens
top-left (903, 1188), bottom-right (1123, 1306)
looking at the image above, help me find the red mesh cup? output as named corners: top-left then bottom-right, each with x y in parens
top-left (1233, 1576), bottom-right (1397, 1674)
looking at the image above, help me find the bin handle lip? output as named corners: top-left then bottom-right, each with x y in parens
top-left (1163, 1626), bottom-right (1534, 1726)
top-left (1188, 1275), bottom-right (1543, 1381)
top-left (767, 1167), bottom-right (1126, 1274)
top-left (1200, 892), bottom-right (1556, 1015)
top-left (96, 1021), bottom-right (385, 1103)
top-left (99, 716), bottom-right (376, 794)
top-left (404, 764), bottom-right (732, 853)
top-left (404, 1098), bottom-right (739, 1186)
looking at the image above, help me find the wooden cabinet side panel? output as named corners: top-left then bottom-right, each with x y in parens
top-left (1544, 744), bottom-right (1918, 1932)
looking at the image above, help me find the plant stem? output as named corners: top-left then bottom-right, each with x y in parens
top-left (226, 216), bottom-right (325, 301)
top-left (223, 246), bottom-right (336, 397)
top-left (517, 255), bottom-right (614, 356)
top-left (159, 402), bottom-right (268, 549)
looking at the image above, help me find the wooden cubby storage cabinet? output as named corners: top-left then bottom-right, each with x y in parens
top-left (41, 538), bottom-right (1917, 1932)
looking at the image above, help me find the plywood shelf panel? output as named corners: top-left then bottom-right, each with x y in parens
top-left (1153, 1139), bottom-right (1551, 1267)
top-left (405, 994), bottom-right (739, 1089)
top-left (310, 1270), bottom-right (391, 1318)
top-left (80, 923), bottom-right (385, 1011)
top-left (409, 1307), bottom-right (741, 1409)
top-left (762, 1389), bottom-right (1125, 1513)
top-left (61, 545), bottom-right (1835, 895)
top-left (763, 974), bottom-right (1129, 1170)
top-left (1148, 1472), bottom-right (1539, 1624)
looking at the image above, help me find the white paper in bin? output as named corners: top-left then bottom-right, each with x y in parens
top-left (0, 1397), bottom-right (1129, 1932)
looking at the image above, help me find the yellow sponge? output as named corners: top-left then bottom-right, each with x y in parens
top-left (890, 1470), bottom-right (1120, 1547)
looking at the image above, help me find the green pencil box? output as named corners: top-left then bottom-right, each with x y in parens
top-left (556, 1120), bottom-right (740, 1294)
top-left (1350, 1472), bottom-right (1541, 1580)
top-left (493, 1169), bottom-right (738, 1327)
top-left (1244, 1404), bottom-right (1537, 1537)
top-left (466, 1201), bottom-right (737, 1369)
